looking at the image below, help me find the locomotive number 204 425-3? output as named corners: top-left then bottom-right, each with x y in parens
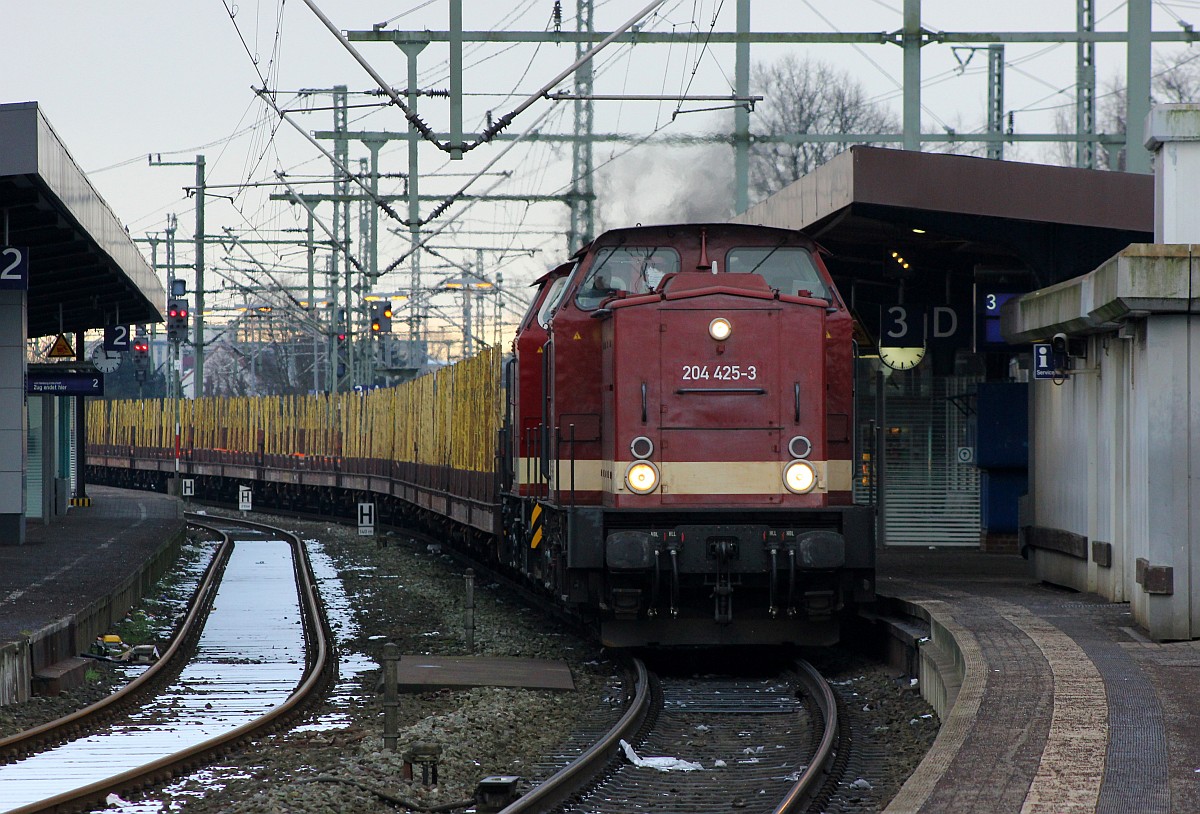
top-left (681, 364), bottom-right (758, 381)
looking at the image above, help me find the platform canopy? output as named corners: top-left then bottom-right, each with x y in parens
top-left (0, 102), bottom-right (163, 339)
top-left (732, 146), bottom-right (1154, 301)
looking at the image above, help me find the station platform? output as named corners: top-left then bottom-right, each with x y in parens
top-left (0, 486), bottom-right (185, 703)
top-left (879, 546), bottom-right (1193, 814)
top-left (3, 490), bottom-right (1196, 812)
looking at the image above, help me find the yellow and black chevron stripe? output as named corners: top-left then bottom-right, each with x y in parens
top-left (69, 497), bottom-right (92, 507)
top-left (529, 503), bottom-right (544, 549)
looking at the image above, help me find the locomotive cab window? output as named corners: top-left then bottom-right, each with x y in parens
top-left (728, 247), bottom-right (830, 301)
top-left (537, 276), bottom-right (570, 327)
top-left (575, 247), bottom-right (680, 310)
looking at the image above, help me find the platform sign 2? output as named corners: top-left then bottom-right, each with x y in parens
top-left (103, 325), bottom-right (132, 351)
top-left (358, 502), bottom-right (376, 537)
top-left (26, 370), bottom-right (103, 396)
top-left (239, 485), bottom-right (253, 512)
top-left (0, 247), bottom-right (29, 290)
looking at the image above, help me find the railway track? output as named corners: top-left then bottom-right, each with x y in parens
top-left (496, 659), bottom-right (838, 814)
top-left (3, 501), bottom-right (876, 812)
top-left (172, 509), bottom-right (839, 814)
top-left (0, 515), bottom-right (336, 814)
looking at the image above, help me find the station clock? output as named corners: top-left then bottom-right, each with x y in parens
top-left (878, 345), bottom-right (926, 371)
top-left (90, 344), bottom-right (122, 374)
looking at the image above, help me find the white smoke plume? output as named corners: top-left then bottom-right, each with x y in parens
top-left (597, 141), bottom-right (736, 230)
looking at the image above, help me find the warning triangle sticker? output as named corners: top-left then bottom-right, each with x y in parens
top-left (47, 334), bottom-right (75, 359)
top-left (573, 332), bottom-right (582, 340)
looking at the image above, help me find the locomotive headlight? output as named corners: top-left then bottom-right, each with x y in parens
top-left (783, 459), bottom-right (817, 494)
top-left (708, 317), bottom-right (732, 341)
top-left (625, 461), bottom-right (660, 494)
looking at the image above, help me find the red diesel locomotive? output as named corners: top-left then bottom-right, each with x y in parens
top-left (501, 222), bottom-right (875, 647)
top-left (89, 221), bottom-right (875, 649)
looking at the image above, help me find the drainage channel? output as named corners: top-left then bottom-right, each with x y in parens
top-left (0, 528), bottom-right (309, 813)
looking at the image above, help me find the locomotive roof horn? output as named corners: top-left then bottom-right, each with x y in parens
top-left (697, 227), bottom-right (711, 271)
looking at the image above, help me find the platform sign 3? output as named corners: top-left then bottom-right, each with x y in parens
top-left (181, 479), bottom-right (195, 498)
top-left (0, 247), bottom-right (29, 290)
top-left (880, 304), bottom-right (924, 347)
top-left (239, 485), bottom-right (253, 512)
top-left (358, 502), bottom-right (376, 536)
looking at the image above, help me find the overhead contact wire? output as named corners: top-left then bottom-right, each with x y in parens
top-left (298, 0), bottom-right (669, 153)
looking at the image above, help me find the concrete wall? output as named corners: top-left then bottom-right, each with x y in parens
top-left (0, 524), bottom-right (184, 705)
top-left (0, 290), bottom-right (26, 545)
top-left (1006, 245), bottom-right (1200, 640)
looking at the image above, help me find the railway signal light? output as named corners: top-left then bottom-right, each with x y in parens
top-left (166, 299), bottom-right (189, 343)
top-left (132, 336), bottom-right (150, 382)
top-left (132, 337), bottom-right (150, 367)
top-left (371, 300), bottom-right (393, 333)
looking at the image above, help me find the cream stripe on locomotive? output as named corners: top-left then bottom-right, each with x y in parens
top-left (516, 457), bottom-right (605, 492)
top-left (518, 458), bottom-right (853, 494)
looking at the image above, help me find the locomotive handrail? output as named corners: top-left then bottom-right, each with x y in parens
top-left (568, 422), bottom-right (576, 509)
top-left (554, 424), bottom-right (561, 505)
top-left (675, 387), bottom-right (766, 395)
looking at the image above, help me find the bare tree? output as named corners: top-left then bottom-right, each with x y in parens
top-left (1096, 75), bottom-right (1127, 170)
top-left (1057, 50), bottom-right (1200, 170)
top-left (748, 54), bottom-right (899, 201)
top-left (1152, 49), bottom-right (1200, 104)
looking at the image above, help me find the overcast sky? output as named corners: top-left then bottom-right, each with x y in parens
top-left (4, 1), bottom-right (1192, 319)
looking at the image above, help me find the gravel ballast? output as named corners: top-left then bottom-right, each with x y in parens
top-left (4, 513), bottom-right (939, 812)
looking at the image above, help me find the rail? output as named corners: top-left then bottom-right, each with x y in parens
top-left (0, 532), bottom-right (232, 765)
top-left (3, 515), bottom-right (336, 814)
top-left (499, 658), bottom-right (650, 814)
top-left (773, 659), bottom-right (840, 814)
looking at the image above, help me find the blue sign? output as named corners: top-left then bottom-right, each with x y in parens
top-left (982, 291), bottom-right (1018, 315)
top-left (27, 371), bottom-right (104, 396)
top-left (0, 246), bottom-right (29, 290)
top-left (1032, 343), bottom-right (1057, 380)
top-left (978, 291), bottom-right (1022, 349)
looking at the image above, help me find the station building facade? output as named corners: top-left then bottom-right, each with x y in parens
top-left (0, 102), bottom-right (163, 544)
top-left (733, 146), bottom-right (1152, 551)
top-left (1005, 104), bottom-right (1200, 640)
